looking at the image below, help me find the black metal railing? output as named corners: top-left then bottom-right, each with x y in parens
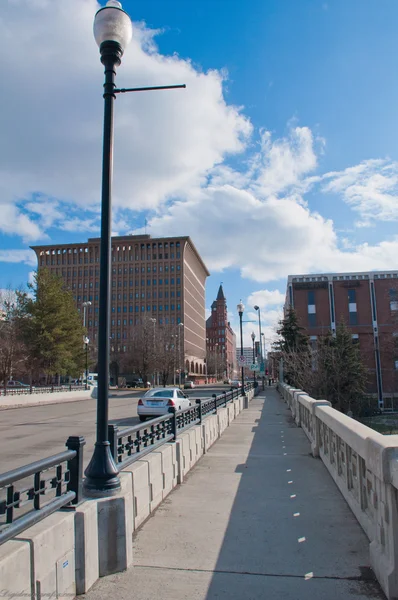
top-left (0, 384), bottom-right (87, 397)
top-left (109, 383), bottom-right (253, 469)
top-left (0, 436), bottom-right (85, 546)
top-left (0, 382), bottom-right (254, 544)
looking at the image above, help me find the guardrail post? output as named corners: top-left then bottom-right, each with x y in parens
top-left (108, 424), bottom-right (119, 463)
top-left (66, 435), bottom-right (86, 505)
top-left (170, 406), bottom-right (177, 441)
top-left (196, 399), bottom-right (203, 424)
top-left (223, 391), bottom-right (227, 407)
top-left (212, 393), bottom-right (217, 415)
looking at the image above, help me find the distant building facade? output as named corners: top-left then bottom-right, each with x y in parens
top-left (31, 234), bottom-right (210, 381)
top-left (206, 285), bottom-right (236, 380)
top-left (285, 270), bottom-right (398, 407)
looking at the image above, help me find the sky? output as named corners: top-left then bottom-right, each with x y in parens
top-left (1, 0), bottom-right (398, 349)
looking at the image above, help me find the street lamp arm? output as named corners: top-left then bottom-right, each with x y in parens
top-left (114, 84), bottom-right (186, 94)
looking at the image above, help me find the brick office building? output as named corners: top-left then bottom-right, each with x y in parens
top-left (206, 285), bottom-right (237, 381)
top-left (31, 234), bottom-right (210, 380)
top-left (285, 270), bottom-right (398, 408)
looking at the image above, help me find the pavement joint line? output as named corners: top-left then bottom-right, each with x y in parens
top-left (133, 564), bottom-right (377, 582)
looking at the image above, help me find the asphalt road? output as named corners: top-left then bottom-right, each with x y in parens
top-left (0, 385), bottom-right (228, 473)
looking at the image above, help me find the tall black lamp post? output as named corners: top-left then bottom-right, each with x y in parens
top-left (251, 331), bottom-right (256, 385)
top-left (237, 301), bottom-right (245, 396)
top-left (254, 305), bottom-right (263, 388)
top-left (84, 1), bottom-right (185, 496)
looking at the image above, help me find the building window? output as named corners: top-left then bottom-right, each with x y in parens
top-left (390, 289), bottom-right (398, 311)
top-left (348, 289), bottom-right (357, 324)
top-left (352, 334), bottom-right (359, 344)
top-left (308, 313), bottom-right (316, 327)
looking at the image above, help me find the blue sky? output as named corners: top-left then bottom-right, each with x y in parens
top-left (1, 0), bottom-right (398, 346)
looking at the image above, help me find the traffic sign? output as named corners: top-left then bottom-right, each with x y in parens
top-left (251, 364), bottom-right (260, 371)
top-left (238, 356), bottom-right (246, 366)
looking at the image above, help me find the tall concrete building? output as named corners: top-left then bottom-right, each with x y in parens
top-left (31, 234), bottom-right (210, 379)
top-left (206, 285), bottom-right (236, 380)
top-left (286, 270), bottom-right (398, 407)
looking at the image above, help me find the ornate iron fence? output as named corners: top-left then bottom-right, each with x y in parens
top-left (109, 384), bottom-right (252, 469)
top-left (0, 384), bottom-right (86, 397)
top-left (0, 436), bottom-right (85, 546)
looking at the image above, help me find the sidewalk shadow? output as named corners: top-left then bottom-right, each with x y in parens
top-left (203, 391), bottom-right (385, 600)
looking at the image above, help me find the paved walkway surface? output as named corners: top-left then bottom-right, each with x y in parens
top-left (82, 388), bottom-right (385, 600)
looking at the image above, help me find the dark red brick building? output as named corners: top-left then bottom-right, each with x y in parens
top-left (206, 285), bottom-right (236, 381)
top-left (285, 270), bottom-right (398, 408)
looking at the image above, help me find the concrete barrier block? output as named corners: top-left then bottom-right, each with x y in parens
top-left (144, 452), bottom-right (163, 512)
top-left (178, 431), bottom-right (192, 476)
top-left (187, 427), bottom-right (198, 466)
top-left (0, 540), bottom-right (31, 598)
top-left (122, 460), bottom-right (150, 530)
top-left (239, 396), bottom-right (244, 411)
top-left (153, 443), bottom-right (178, 499)
top-left (228, 403), bottom-right (234, 424)
top-left (175, 439), bottom-right (184, 484)
top-left (195, 424), bottom-right (204, 460)
top-left (234, 398), bottom-right (240, 416)
top-left (16, 510), bottom-right (75, 600)
top-left (74, 498), bottom-right (99, 595)
top-left (96, 472), bottom-right (133, 577)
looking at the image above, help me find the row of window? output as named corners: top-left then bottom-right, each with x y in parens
top-left (76, 290), bottom-right (181, 305)
top-left (77, 302), bottom-right (181, 314)
top-left (40, 252), bottom-right (181, 266)
top-left (72, 278), bottom-right (181, 289)
top-left (40, 242), bottom-right (181, 255)
top-left (307, 288), bottom-right (398, 327)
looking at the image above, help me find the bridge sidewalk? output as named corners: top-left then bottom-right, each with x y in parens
top-left (82, 388), bottom-right (385, 600)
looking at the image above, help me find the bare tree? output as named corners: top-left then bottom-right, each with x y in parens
top-left (0, 289), bottom-right (28, 390)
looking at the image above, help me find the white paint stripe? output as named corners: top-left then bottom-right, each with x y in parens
top-left (293, 512), bottom-right (300, 517)
top-left (286, 469), bottom-right (291, 472)
top-left (305, 572), bottom-right (314, 580)
top-left (288, 481), bottom-right (293, 484)
top-left (298, 537), bottom-right (306, 543)
top-left (290, 494), bottom-right (296, 499)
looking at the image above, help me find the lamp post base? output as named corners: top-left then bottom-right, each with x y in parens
top-left (83, 441), bottom-right (121, 497)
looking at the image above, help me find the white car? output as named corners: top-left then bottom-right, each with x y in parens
top-left (231, 380), bottom-right (242, 388)
top-left (137, 387), bottom-right (192, 422)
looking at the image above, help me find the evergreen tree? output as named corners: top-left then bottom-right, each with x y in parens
top-left (273, 308), bottom-right (310, 387)
top-left (318, 321), bottom-right (368, 414)
top-left (274, 308), bottom-right (309, 353)
top-left (18, 269), bottom-right (85, 381)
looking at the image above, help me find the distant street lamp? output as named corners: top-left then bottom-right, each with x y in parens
top-left (215, 342), bottom-right (219, 383)
top-left (82, 301), bottom-right (92, 389)
top-left (237, 301), bottom-right (245, 396)
top-left (178, 322), bottom-right (184, 387)
top-left (251, 331), bottom-right (256, 385)
top-left (84, 336), bottom-right (90, 390)
top-left (254, 306), bottom-right (263, 369)
top-left (150, 318), bottom-right (156, 386)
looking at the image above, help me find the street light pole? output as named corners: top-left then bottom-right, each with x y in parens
top-left (84, 1), bottom-right (133, 496)
top-left (251, 331), bottom-right (256, 386)
top-left (150, 318), bottom-right (156, 386)
top-left (215, 343), bottom-right (218, 383)
top-left (178, 322), bottom-right (184, 388)
top-left (237, 301), bottom-right (245, 396)
top-left (84, 1), bottom-right (186, 496)
top-left (82, 301), bottom-right (92, 389)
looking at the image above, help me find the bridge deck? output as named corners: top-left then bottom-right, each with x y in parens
top-left (82, 388), bottom-right (385, 600)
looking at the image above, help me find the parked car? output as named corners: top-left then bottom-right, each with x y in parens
top-left (137, 387), bottom-right (191, 421)
top-left (224, 378), bottom-right (231, 385)
top-left (4, 380), bottom-right (31, 388)
top-left (127, 378), bottom-right (144, 388)
top-left (184, 380), bottom-right (195, 389)
top-left (231, 380), bottom-right (242, 388)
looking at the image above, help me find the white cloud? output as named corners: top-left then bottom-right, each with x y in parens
top-left (322, 159), bottom-right (398, 225)
top-left (0, 0), bottom-right (251, 240)
top-left (0, 249), bottom-right (37, 266)
top-left (247, 289), bottom-right (286, 311)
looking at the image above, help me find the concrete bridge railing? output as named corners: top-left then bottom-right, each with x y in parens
top-left (278, 382), bottom-right (398, 600)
